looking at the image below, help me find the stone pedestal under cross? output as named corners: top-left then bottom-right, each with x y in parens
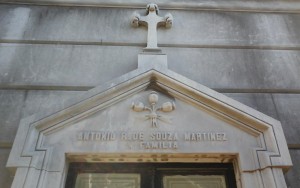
top-left (131, 3), bottom-right (173, 53)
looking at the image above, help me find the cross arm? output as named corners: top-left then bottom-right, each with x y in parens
top-left (131, 12), bottom-right (173, 28)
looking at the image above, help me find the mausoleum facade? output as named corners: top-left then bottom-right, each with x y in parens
top-left (1, 1), bottom-right (300, 188)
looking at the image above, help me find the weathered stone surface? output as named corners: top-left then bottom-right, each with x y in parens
top-left (285, 149), bottom-right (300, 188)
top-left (272, 94), bottom-right (300, 144)
top-left (1, 44), bottom-right (300, 90)
top-left (166, 48), bottom-right (300, 89)
top-left (1, 5), bottom-right (300, 46)
top-left (0, 1), bottom-right (299, 187)
top-left (225, 93), bottom-right (300, 144)
top-left (0, 148), bottom-right (13, 188)
top-left (224, 93), bottom-right (300, 145)
top-left (0, 44), bottom-right (138, 85)
top-left (22, 90), bottom-right (82, 118)
top-left (0, 91), bottom-right (26, 143)
top-left (224, 93), bottom-right (278, 119)
top-left (0, 90), bottom-right (82, 143)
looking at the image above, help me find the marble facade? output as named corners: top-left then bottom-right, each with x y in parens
top-left (1, 1), bottom-right (300, 188)
top-left (6, 53), bottom-right (292, 187)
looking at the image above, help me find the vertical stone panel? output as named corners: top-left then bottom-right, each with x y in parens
top-left (0, 90), bottom-right (26, 143)
top-left (0, 148), bottom-right (13, 188)
top-left (285, 150), bottom-right (300, 188)
top-left (272, 94), bottom-right (300, 144)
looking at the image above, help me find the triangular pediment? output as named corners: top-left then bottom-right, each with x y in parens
top-left (32, 67), bottom-right (282, 142)
top-left (7, 56), bottom-right (292, 183)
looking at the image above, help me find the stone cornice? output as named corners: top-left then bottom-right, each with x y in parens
top-left (1, 0), bottom-right (300, 13)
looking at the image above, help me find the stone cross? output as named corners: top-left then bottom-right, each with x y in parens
top-left (131, 3), bottom-right (173, 52)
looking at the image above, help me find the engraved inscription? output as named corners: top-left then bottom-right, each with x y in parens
top-left (77, 131), bottom-right (116, 141)
top-left (150, 132), bottom-right (178, 141)
top-left (76, 131), bottom-right (228, 150)
top-left (140, 141), bottom-right (178, 149)
top-left (121, 132), bottom-right (144, 141)
top-left (184, 132), bottom-right (227, 141)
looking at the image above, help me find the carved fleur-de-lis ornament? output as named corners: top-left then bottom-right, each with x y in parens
top-left (132, 92), bottom-right (176, 127)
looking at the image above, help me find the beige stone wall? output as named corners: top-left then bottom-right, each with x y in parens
top-left (0, 1), bottom-right (300, 187)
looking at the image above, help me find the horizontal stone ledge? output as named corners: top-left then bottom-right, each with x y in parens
top-left (0, 84), bottom-right (93, 91)
top-left (288, 144), bottom-right (300, 150)
top-left (0, 39), bottom-right (145, 48)
top-left (216, 89), bottom-right (300, 94)
top-left (1, 84), bottom-right (300, 94)
top-left (3, 39), bottom-right (300, 51)
top-left (0, 142), bottom-right (12, 148)
top-left (2, 0), bottom-right (300, 13)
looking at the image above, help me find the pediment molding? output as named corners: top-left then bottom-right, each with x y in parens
top-left (7, 55), bottom-right (292, 188)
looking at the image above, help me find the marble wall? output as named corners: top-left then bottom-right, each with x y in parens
top-left (0, 1), bottom-right (299, 187)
